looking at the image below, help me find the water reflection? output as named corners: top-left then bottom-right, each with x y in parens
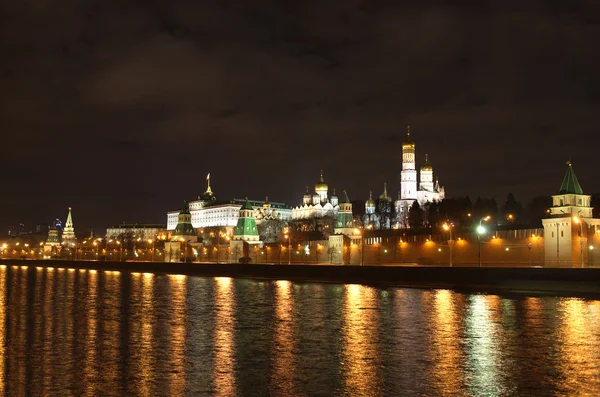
top-left (430, 289), bottom-right (464, 394)
top-left (168, 275), bottom-right (187, 395)
top-left (465, 295), bottom-right (510, 397)
top-left (0, 266), bottom-right (598, 396)
top-left (83, 269), bottom-right (99, 396)
top-left (0, 267), bottom-right (6, 394)
top-left (212, 277), bottom-right (237, 396)
top-left (557, 298), bottom-right (600, 395)
top-left (341, 284), bottom-right (382, 396)
top-left (138, 271), bottom-right (155, 396)
top-left (270, 280), bottom-right (295, 394)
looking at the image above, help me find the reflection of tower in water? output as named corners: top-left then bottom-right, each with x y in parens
top-left (212, 277), bottom-right (237, 397)
top-left (270, 280), bottom-right (295, 394)
top-left (167, 274), bottom-right (187, 396)
top-left (341, 284), bottom-right (382, 396)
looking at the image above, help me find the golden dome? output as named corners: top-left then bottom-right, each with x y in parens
top-left (421, 153), bottom-right (433, 171)
top-left (315, 170), bottom-right (328, 192)
top-left (366, 191), bottom-right (376, 207)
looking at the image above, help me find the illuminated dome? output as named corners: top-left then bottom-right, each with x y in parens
top-left (366, 191), bottom-right (376, 208)
top-left (421, 153), bottom-right (433, 171)
top-left (402, 125), bottom-right (415, 148)
top-left (315, 170), bottom-right (328, 193)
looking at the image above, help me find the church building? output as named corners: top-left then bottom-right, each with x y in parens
top-left (291, 171), bottom-right (339, 220)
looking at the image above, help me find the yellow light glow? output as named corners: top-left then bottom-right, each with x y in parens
top-left (573, 216), bottom-right (580, 224)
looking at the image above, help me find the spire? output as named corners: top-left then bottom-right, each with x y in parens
top-left (421, 153), bottom-right (433, 171)
top-left (559, 161), bottom-right (584, 194)
top-left (369, 191), bottom-right (373, 200)
top-left (306, 186), bottom-right (309, 194)
top-left (403, 125), bottom-right (415, 147)
top-left (206, 173), bottom-right (212, 194)
top-left (434, 177), bottom-right (440, 191)
top-left (342, 189), bottom-right (350, 203)
top-left (320, 169), bottom-right (324, 183)
top-left (265, 196), bottom-right (269, 203)
top-left (65, 207), bottom-right (73, 228)
top-left (62, 207), bottom-right (76, 242)
top-left (240, 197), bottom-right (253, 210)
top-left (383, 182), bottom-right (388, 196)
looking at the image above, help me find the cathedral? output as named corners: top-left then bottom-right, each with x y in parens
top-left (291, 171), bottom-right (339, 220)
top-left (365, 127), bottom-right (445, 229)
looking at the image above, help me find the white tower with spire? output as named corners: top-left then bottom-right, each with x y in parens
top-left (400, 126), bottom-right (418, 200)
top-left (420, 154), bottom-right (434, 192)
top-left (62, 207), bottom-right (76, 244)
top-left (395, 125), bottom-right (445, 228)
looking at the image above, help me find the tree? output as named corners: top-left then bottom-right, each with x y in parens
top-left (527, 196), bottom-right (552, 227)
top-left (408, 201), bottom-right (425, 229)
top-left (502, 193), bottom-right (524, 224)
top-left (258, 219), bottom-right (286, 244)
top-left (376, 198), bottom-right (392, 230)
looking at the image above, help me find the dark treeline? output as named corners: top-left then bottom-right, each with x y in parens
top-left (410, 192), bottom-right (600, 231)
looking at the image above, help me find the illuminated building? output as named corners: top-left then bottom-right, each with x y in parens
top-left (542, 162), bottom-right (600, 266)
top-left (165, 202), bottom-right (197, 262)
top-left (106, 224), bottom-right (167, 240)
top-left (61, 207), bottom-right (76, 244)
top-left (395, 126), bottom-right (445, 227)
top-left (291, 171), bottom-right (339, 220)
top-left (43, 227), bottom-right (61, 255)
top-left (166, 175), bottom-right (291, 230)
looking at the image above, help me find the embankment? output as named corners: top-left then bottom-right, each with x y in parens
top-left (4, 260), bottom-right (600, 296)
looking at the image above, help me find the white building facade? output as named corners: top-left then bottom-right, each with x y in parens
top-left (167, 178), bottom-right (291, 230)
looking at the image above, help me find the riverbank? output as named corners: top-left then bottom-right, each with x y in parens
top-left (4, 259), bottom-right (600, 296)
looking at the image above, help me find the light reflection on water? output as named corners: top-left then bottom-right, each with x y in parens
top-left (0, 266), bottom-right (599, 396)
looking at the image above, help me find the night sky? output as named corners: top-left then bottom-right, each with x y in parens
top-left (2, 0), bottom-right (599, 233)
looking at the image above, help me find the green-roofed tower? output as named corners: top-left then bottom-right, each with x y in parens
top-left (233, 198), bottom-right (259, 241)
top-left (335, 190), bottom-right (354, 233)
top-left (548, 161), bottom-right (592, 218)
top-left (558, 161), bottom-right (584, 194)
top-left (542, 161), bottom-right (598, 267)
top-left (172, 201), bottom-right (196, 239)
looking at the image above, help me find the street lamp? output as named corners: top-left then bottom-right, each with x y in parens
top-left (442, 222), bottom-right (454, 267)
top-left (477, 216), bottom-right (490, 267)
top-left (283, 228), bottom-right (291, 265)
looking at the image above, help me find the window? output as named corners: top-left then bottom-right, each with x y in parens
top-left (561, 231), bottom-right (564, 237)
top-left (552, 232), bottom-right (554, 238)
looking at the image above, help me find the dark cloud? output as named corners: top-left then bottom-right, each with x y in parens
top-left (1, 0), bottom-right (599, 231)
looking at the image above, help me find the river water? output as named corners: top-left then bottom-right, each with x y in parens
top-left (1, 264), bottom-right (599, 396)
